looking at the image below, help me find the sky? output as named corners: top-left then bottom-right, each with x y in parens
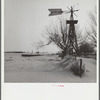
top-left (4, 0), bottom-right (97, 53)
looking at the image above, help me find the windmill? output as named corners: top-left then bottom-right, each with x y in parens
top-left (48, 6), bottom-right (79, 56)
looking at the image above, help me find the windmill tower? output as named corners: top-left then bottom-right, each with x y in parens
top-left (48, 6), bottom-right (79, 56)
top-left (66, 6), bottom-right (79, 55)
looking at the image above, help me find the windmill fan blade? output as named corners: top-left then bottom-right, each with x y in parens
top-left (74, 13), bottom-right (78, 17)
top-left (71, 6), bottom-right (73, 10)
top-left (67, 7), bottom-right (71, 10)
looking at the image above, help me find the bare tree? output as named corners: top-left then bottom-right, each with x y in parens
top-left (43, 16), bottom-right (84, 58)
top-left (44, 17), bottom-right (69, 58)
top-left (35, 40), bottom-right (45, 50)
top-left (79, 42), bottom-right (94, 57)
top-left (86, 7), bottom-right (97, 47)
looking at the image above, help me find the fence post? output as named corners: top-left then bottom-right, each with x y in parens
top-left (79, 59), bottom-right (82, 77)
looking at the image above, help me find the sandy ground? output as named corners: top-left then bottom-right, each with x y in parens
top-left (4, 53), bottom-right (96, 83)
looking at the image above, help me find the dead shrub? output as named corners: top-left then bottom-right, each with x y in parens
top-left (70, 59), bottom-right (85, 77)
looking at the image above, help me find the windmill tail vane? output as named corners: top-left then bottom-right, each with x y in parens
top-left (48, 6), bottom-right (79, 16)
top-left (48, 9), bottom-right (63, 16)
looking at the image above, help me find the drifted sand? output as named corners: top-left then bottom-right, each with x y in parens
top-left (4, 53), bottom-right (96, 83)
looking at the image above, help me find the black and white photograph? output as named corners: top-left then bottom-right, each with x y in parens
top-left (4, 0), bottom-right (97, 83)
